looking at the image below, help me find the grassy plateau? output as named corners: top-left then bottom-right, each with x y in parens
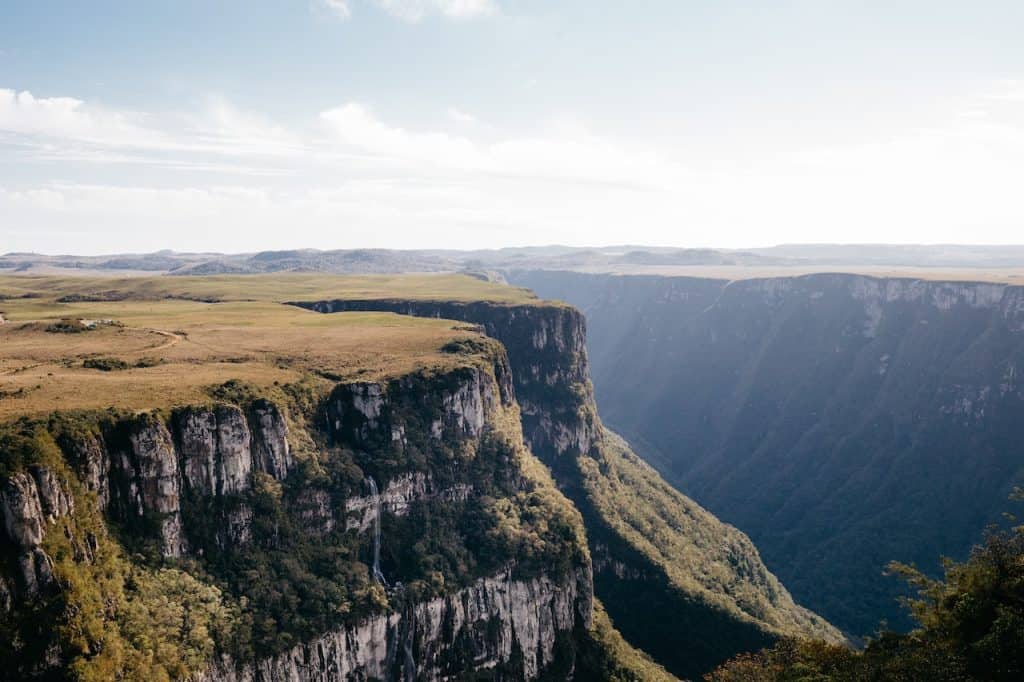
top-left (0, 273), bottom-right (536, 418)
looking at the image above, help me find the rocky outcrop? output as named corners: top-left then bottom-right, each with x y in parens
top-left (200, 567), bottom-right (589, 682)
top-left (0, 467), bottom-right (73, 596)
top-left (325, 363), bottom-right (507, 453)
top-left (173, 401), bottom-right (292, 498)
top-left (292, 300), bottom-right (596, 463)
top-left (250, 399), bottom-right (292, 481)
top-left (31, 467), bottom-right (73, 521)
top-left (174, 405), bottom-right (253, 497)
top-left (344, 473), bottom-right (473, 532)
top-left (109, 416), bottom-right (186, 558)
top-left (56, 400), bottom-right (295, 557)
top-left (61, 432), bottom-right (110, 509)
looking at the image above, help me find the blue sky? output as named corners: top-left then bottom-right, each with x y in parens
top-left (2, 1), bottom-right (1023, 254)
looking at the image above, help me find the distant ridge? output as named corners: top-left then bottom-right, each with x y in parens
top-left (4, 244), bottom-right (1024, 277)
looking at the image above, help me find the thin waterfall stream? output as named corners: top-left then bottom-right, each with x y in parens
top-left (367, 475), bottom-right (417, 677)
top-left (366, 476), bottom-right (387, 586)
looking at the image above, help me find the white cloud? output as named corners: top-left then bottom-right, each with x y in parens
top-left (374, 0), bottom-right (496, 21)
top-left (319, 102), bottom-right (685, 189)
top-left (319, 0), bottom-right (496, 22)
top-left (195, 96), bottom-right (306, 156)
top-left (4, 79), bottom-right (1024, 254)
top-left (320, 102), bottom-right (484, 167)
top-left (320, 0), bottom-right (351, 20)
top-left (0, 88), bottom-right (172, 149)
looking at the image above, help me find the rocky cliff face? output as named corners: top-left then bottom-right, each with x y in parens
top-left (1, 346), bottom-right (596, 680)
top-left (200, 566), bottom-right (588, 682)
top-left (292, 296), bottom-right (840, 679)
top-left (295, 300), bottom-right (599, 464)
top-left (1, 467), bottom-right (73, 598)
top-left (510, 270), bottom-right (1024, 635)
top-left (80, 401), bottom-right (294, 556)
top-left (217, 361), bottom-right (588, 680)
top-left (343, 472), bottom-right (473, 532)
top-left (2, 400), bottom-right (293, 595)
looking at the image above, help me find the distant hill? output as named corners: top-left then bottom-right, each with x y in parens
top-left (6, 244), bottom-right (1024, 278)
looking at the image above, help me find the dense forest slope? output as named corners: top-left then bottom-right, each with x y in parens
top-left (294, 296), bottom-right (841, 679)
top-left (510, 270), bottom-right (1024, 636)
top-left (0, 274), bottom-right (674, 681)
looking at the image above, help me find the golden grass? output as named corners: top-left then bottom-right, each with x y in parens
top-left (0, 273), bottom-right (530, 419)
top-left (0, 272), bottom-right (539, 305)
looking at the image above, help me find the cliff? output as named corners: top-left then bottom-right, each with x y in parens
top-left (0, 336), bottom-right (602, 679)
top-left (294, 300), bottom-right (599, 464)
top-left (200, 567), bottom-right (587, 682)
top-left (291, 297), bottom-right (841, 679)
top-left (509, 269), bottom-right (1024, 635)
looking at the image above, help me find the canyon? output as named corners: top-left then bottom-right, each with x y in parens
top-left (511, 269), bottom-right (1024, 635)
top-left (0, 272), bottom-right (840, 680)
top-left (293, 296), bottom-right (842, 677)
top-left (6, 262), bottom-right (1021, 678)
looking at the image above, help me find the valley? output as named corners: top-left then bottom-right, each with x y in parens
top-left (511, 269), bottom-right (1024, 636)
top-left (0, 272), bottom-right (838, 680)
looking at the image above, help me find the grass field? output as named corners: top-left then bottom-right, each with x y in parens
top-left (0, 272), bottom-right (539, 305)
top-left (0, 273), bottom-right (526, 419)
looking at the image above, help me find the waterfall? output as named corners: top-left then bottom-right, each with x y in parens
top-left (367, 476), bottom-right (387, 586)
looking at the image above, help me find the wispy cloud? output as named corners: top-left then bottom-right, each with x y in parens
top-left (320, 0), bottom-right (351, 20)
top-left (0, 89), bottom-right (172, 150)
top-left (373, 0), bottom-right (497, 22)
top-left (318, 102), bottom-right (683, 189)
top-left (3, 88), bottom-right (673, 191)
top-left (4, 79), bottom-right (1024, 253)
top-left (318, 0), bottom-right (496, 22)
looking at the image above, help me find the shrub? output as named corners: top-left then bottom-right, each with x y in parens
top-left (83, 357), bottom-right (130, 371)
top-left (46, 318), bottom-right (92, 333)
top-left (707, 502), bottom-right (1024, 682)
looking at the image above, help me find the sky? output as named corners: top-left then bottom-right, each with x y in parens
top-left (2, 1), bottom-right (1024, 255)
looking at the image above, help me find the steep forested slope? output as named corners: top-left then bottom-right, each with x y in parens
top-left (510, 270), bottom-right (1024, 636)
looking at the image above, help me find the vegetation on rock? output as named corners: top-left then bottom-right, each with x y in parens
top-left (708, 500), bottom-right (1024, 681)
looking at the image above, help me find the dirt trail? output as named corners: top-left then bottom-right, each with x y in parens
top-left (146, 329), bottom-right (183, 352)
top-left (0, 363), bottom-right (43, 377)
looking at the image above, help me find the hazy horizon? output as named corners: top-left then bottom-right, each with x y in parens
top-left (10, 242), bottom-right (1024, 260)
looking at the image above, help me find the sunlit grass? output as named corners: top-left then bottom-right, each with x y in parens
top-left (0, 274), bottom-right (526, 418)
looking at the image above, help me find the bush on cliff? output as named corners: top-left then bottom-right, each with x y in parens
top-left (707, 499), bottom-right (1024, 682)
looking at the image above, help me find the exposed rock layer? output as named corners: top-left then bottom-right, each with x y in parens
top-left (0, 356), bottom-right (598, 680)
top-left (292, 300), bottom-right (598, 463)
top-left (53, 402), bottom-right (293, 557)
top-left (0, 467), bottom-right (73, 597)
top-left (200, 567), bottom-right (588, 682)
